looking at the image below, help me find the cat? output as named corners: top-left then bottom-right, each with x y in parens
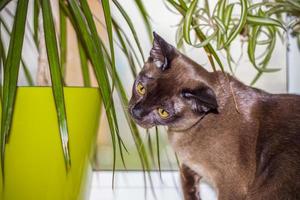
top-left (128, 32), bottom-right (300, 200)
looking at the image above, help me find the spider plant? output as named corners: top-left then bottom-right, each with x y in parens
top-left (166, 0), bottom-right (300, 85)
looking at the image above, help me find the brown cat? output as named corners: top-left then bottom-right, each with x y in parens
top-left (128, 32), bottom-right (300, 200)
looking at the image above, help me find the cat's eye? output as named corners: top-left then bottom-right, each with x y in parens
top-left (157, 108), bottom-right (169, 119)
top-left (136, 82), bottom-right (146, 95)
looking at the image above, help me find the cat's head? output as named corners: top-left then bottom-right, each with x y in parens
top-left (128, 32), bottom-right (218, 131)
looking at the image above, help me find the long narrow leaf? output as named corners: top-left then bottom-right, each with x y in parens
top-left (101, 0), bottom-right (117, 91)
top-left (1, 0), bottom-right (29, 176)
top-left (80, 0), bottom-right (129, 172)
top-left (33, 0), bottom-right (39, 46)
top-left (112, 19), bottom-right (137, 77)
top-left (0, 0), bottom-right (10, 11)
top-left (40, 0), bottom-right (71, 170)
top-left (247, 15), bottom-right (285, 30)
top-left (0, 26), bottom-right (6, 67)
top-left (111, 18), bottom-right (142, 68)
top-left (79, 0), bottom-right (127, 149)
top-left (155, 127), bottom-right (162, 179)
top-left (224, 3), bottom-right (235, 28)
top-left (112, 0), bottom-right (145, 61)
top-left (0, 18), bottom-right (34, 86)
top-left (168, 0), bottom-right (224, 71)
top-left (78, 41), bottom-right (91, 87)
top-left (178, 0), bottom-right (188, 10)
top-left (192, 30), bottom-right (217, 48)
top-left (21, 60), bottom-right (34, 86)
top-left (134, 0), bottom-right (152, 41)
top-left (68, 0), bottom-right (128, 185)
top-left (101, 41), bottom-right (156, 197)
top-left (60, 8), bottom-right (67, 78)
top-left (183, 0), bottom-right (198, 45)
top-left (251, 27), bottom-right (278, 85)
top-left (216, 0), bottom-right (227, 49)
top-left (146, 130), bottom-right (155, 167)
top-left (171, 0), bottom-right (216, 66)
top-left (0, 26), bottom-right (3, 103)
top-left (223, 0), bottom-right (247, 48)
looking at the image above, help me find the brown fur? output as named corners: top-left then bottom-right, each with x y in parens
top-left (129, 32), bottom-right (300, 200)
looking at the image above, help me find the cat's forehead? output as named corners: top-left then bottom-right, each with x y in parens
top-left (140, 56), bottom-right (199, 81)
top-left (139, 61), bottom-right (160, 78)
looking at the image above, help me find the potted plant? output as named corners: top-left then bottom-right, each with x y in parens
top-left (0, 0), bottom-right (153, 199)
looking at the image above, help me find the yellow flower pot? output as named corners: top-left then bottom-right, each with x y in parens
top-left (0, 87), bottom-right (101, 200)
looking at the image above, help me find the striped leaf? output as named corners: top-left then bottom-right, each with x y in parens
top-left (223, 0), bottom-right (248, 48)
top-left (183, 0), bottom-right (198, 45)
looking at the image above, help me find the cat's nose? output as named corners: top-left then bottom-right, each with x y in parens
top-left (131, 104), bottom-right (145, 120)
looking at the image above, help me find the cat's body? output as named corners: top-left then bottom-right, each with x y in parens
top-left (169, 71), bottom-right (300, 200)
top-left (129, 32), bottom-right (300, 200)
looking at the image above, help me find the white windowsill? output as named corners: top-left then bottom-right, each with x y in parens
top-left (90, 171), bottom-right (216, 200)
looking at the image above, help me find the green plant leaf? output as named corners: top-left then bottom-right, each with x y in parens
top-left (0, 30), bottom-right (6, 67)
top-left (223, 0), bottom-right (247, 48)
top-left (68, 0), bottom-right (128, 185)
top-left (147, 129), bottom-right (155, 167)
top-left (40, 0), bottom-right (71, 170)
top-left (287, 0), bottom-right (300, 10)
top-left (251, 26), bottom-right (280, 85)
top-left (248, 25), bottom-right (260, 67)
top-left (247, 15), bottom-right (285, 30)
top-left (183, 0), bottom-right (198, 45)
top-left (81, 0), bottom-right (129, 170)
top-left (21, 60), bottom-right (34, 86)
top-left (225, 46), bottom-right (234, 74)
top-left (33, 0), bottom-right (39, 46)
top-left (112, 19), bottom-right (137, 77)
top-left (248, 2), bottom-right (284, 11)
top-left (213, 16), bottom-right (226, 34)
top-left (101, 0), bottom-right (117, 90)
top-left (0, 30), bottom-right (4, 103)
top-left (111, 18), bottom-right (142, 68)
top-left (155, 127), bottom-right (161, 177)
top-left (60, 7), bottom-right (67, 78)
top-left (204, 0), bottom-right (211, 17)
top-left (1, 0), bottom-right (29, 176)
top-left (112, 0), bottom-right (145, 61)
top-left (0, 0), bottom-right (11, 11)
top-left (191, 30), bottom-right (218, 48)
top-left (214, 16), bottom-right (226, 49)
top-left (166, 0), bottom-right (186, 14)
top-left (78, 41), bottom-right (90, 87)
top-left (168, 0), bottom-right (224, 71)
top-left (0, 16), bottom-right (34, 87)
top-left (101, 42), bottom-right (156, 196)
top-left (134, 0), bottom-right (153, 41)
top-left (216, 0), bottom-right (227, 49)
top-left (217, 0), bottom-right (227, 21)
top-left (224, 3), bottom-right (235, 28)
top-left (178, 0), bottom-right (188, 10)
top-left (250, 27), bottom-right (280, 72)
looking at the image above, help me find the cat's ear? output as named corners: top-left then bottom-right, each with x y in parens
top-left (182, 86), bottom-right (218, 114)
top-left (150, 32), bottom-right (177, 70)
